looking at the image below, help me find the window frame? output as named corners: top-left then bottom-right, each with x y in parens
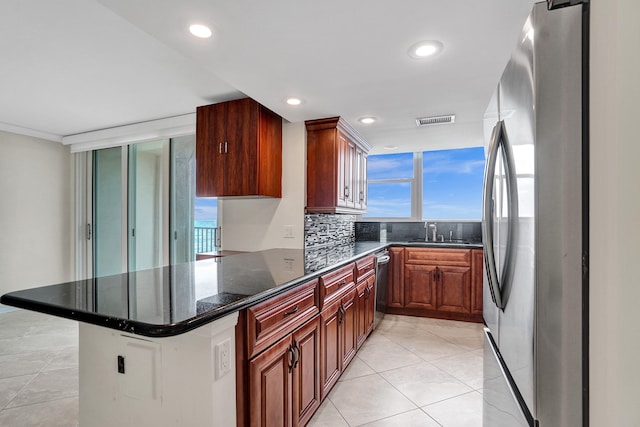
top-left (362, 149), bottom-right (484, 222)
top-left (363, 152), bottom-right (423, 221)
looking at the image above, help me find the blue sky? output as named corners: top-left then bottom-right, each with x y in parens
top-left (365, 147), bottom-right (485, 219)
top-left (194, 198), bottom-right (217, 224)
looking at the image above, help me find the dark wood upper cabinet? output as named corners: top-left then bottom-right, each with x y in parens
top-left (305, 117), bottom-right (371, 214)
top-left (196, 98), bottom-right (282, 198)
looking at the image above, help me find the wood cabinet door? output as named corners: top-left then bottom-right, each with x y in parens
top-left (291, 317), bottom-right (321, 427)
top-left (336, 131), bottom-right (348, 208)
top-left (436, 266), bottom-right (472, 314)
top-left (344, 138), bottom-right (356, 209)
top-left (220, 98), bottom-right (260, 196)
top-left (404, 264), bottom-right (437, 310)
top-left (355, 280), bottom-right (368, 350)
top-left (196, 102), bottom-right (227, 196)
top-left (319, 299), bottom-right (341, 399)
top-left (387, 247), bottom-right (405, 308)
top-left (364, 274), bottom-right (376, 335)
top-left (249, 336), bottom-right (293, 427)
top-left (355, 148), bottom-right (367, 211)
top-left (471, 249), bottom-right (484, 315)
top-left (340, 289), bottom-right (358, 369)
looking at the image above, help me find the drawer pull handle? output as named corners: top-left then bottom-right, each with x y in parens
top-left (339, 279), bottom-right (346, 287)
top-left (284, 305), bottom-right (299, 317)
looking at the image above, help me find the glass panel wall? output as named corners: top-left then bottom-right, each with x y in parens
top-left (93, 147), bottom-right (123, 277)
top-left (128, 140), bottom-right (166, 272)
top-left (170, 135), bottom-right (196, 264)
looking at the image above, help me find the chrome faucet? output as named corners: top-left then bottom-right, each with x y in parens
top-left (428, 223), bottom-right (437, 242)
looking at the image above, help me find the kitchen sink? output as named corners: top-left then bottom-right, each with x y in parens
top-left (402, 239), bottom-right (480, 248)
top-left (407, 238), bottom-right (470, 245)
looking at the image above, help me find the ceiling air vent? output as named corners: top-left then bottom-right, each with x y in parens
top-left (415, 114), bottom-right (456, 127)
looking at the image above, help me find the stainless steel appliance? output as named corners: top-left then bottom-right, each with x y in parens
top-left (373, 249), bottom-right (390, 328)
top-left (481, 1), bottom-right (588, 426)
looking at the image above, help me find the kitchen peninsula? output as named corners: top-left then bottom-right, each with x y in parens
top-left (1, 243), bottom-right (383, 426)
top-left (1, 240), bottom-right (482, 426)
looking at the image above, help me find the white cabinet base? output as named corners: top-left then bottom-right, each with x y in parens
top-left (79, 313), bottom-right (238, 427)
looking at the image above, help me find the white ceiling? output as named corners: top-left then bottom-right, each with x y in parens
top-left (1, 0), bottom-right (534, 153)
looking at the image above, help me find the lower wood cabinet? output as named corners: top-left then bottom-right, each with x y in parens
top-left (387, 247), bottom-right (405, 309)
top-left (248, 335), bottom-right (293, 427)
top-left (387, 247), bottom-right (483, 323)
top-left (356, 273), bottom-right (376, 349)
top-left (238, 257), bottom-right (378, 427)
top-left (248, 316), bottom-right (321, 427)
top-left (404, 263), bottom-right (437, 310)
top-left (471, 249), bottom-right (484, 315)
top-left (319, 287), bottom-right (357, 400)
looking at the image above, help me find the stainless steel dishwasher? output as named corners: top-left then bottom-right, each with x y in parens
top-left (374, 249), bottom-right (390, 328)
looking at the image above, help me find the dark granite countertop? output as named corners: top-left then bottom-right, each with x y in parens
top-left (0, 242), bottom-right (385, 337)
top-left (0, 241), bottom-right (482, 337)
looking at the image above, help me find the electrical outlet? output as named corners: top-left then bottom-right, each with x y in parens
top-left (283, 225), bottom-right (295, 238)
top-left (216, 338), bottom-right (231, 379)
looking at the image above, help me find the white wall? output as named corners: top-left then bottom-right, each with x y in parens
top-left (0, 131), bottom-right (73, 300)
top-left (220, 121), bottom-right (305, 251)
top-left (590, 0), bottom-right (640, 425)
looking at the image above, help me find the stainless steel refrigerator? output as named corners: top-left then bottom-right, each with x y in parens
top-left (481, 1), bottom-right (588, 426)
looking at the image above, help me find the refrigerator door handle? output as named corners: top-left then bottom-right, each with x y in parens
top-left (483, 121), bottom-right (503, 309)
top-left (499, 121), bottom-right (519, 310)
top-left (482, 120), bottom-right (519, 310)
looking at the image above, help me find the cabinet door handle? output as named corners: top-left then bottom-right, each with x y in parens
top-left (364, 285), bottom-right (371, 300)
top-left (344, 186), bottom-right (350, 197)
top-left (283, 305), bottom-right (299, 317)
top-left (224, 141), bottom-right (228, 153)
top-left (359, 191), bottom-right (364, 201)
top-left (218, 142), bottom-right (223, 154)
top-left (288, 345), bottom-right (295, 373)
top-left (338, 304), bottom-right (345, 324)
top-left (293, 341), bottom-right (300, 369)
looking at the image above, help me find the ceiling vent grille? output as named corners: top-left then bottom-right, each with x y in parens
top-left (415, 114), bottom-right (456, 127)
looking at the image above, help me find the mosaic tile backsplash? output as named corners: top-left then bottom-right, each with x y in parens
top-left (304, 214), bottom-right (356, 249)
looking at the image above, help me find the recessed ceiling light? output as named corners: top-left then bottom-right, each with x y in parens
top-left (189, 24), bottom-right (212, 39)
top-left (408, 40), bottom-right (443, 59)
top-left (383, 145), bottom-right (398, 150)
top-left (286, 97), bottom-right (302, 106)
top-left (359, 117), bottom-right (376, 124)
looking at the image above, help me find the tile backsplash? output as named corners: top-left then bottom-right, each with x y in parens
top-left (355, 221), bottom-right (482, 244)
top-left (304, 214), bottom-right (356, 249)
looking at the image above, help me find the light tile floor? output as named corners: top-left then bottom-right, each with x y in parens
top-left (0, 309), bottom-right (483, 427)
top-left (0, 308), bottom-right (79, 427)
top-left (308, 314), bottom-right (484, 427)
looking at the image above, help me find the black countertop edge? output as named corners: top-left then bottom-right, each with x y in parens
top-left (390, 241), bottom-right (484, 249)
top-left (1, 242), bottom-right (483, 338)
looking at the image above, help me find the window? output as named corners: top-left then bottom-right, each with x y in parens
top-left (364, 147), bottom-right (485, 220)
top-left (422, 147), bottom-right (485, 220)
top-left (363, 152), bottom-right (415, 218)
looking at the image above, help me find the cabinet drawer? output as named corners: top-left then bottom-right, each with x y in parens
top-left (319, 263), bottom-right (355, 309)
top-left (405, 248), bottom-right (471, 266)
top-left (247, 279), bottom-right (318, 358)
top-left (355, 255), bottom-right (375, 281)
